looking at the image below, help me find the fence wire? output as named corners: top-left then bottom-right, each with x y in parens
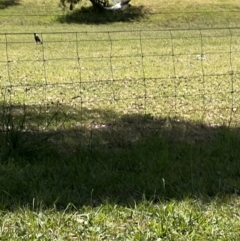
top-left (0, 28), bottom-right (240, 146)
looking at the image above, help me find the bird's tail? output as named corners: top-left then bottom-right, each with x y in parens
top-left (104, 6), bottom-right (114, 10)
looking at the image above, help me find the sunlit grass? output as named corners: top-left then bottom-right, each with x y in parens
top-left (1, 0), bottom-right (240, 30)
top-left (1, 199), bottom-right (240, 240)
top-left (1, 28), bottom-right (240, 128)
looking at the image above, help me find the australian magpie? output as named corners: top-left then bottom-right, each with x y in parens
top-left (34, 33), bottom-right (42, 44)
top-left (104, 0), bottom-right (131, 11)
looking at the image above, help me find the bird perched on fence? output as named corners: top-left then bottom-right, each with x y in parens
top-left (104, 0), bottom-right (131, 11)
top-left (34, 33), bottom-right (42, 44)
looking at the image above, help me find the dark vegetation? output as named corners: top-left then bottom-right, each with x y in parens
top-left (1, 102), bottom-right (240, 210)
top-left (0, 0), bottom-right (20, 9)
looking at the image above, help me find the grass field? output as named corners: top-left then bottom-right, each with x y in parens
top-left (1, 0), bottom-right (240, 240)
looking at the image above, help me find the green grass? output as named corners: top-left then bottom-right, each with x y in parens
top-left (1, 129), bottom-right (240, 239)
top-left (1, 0), bottom-right (240, 240)
top-left (1, 0), bottom-right (240, 30)
top-left (1, 28), bottom-right (240, 128)
top-left (1, 199), bottom-right (240, 240)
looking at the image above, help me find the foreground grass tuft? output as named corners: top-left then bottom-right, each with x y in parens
top-left (1, 198), bottom-right (240, 240)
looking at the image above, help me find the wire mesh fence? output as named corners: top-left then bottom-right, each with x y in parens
top-left (0, 28), bottom-right (240, 147)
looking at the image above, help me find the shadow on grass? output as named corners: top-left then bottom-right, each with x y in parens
top-left (57, 5), bottom-right (145, 24)
top-left (0, 102), bottom-right (240, 209)
top-left (0, 0), bottom-right (20, 9)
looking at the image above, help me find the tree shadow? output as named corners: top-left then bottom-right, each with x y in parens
top-left (0, 0), bottom-right (20, 9)
top-left (57, 5), bottom-right (145, 24)
top-left (0, 102), bottom-right (240, 209)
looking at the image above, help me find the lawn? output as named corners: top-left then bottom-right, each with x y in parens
top-left (1, 0), bottom-right (240, 240)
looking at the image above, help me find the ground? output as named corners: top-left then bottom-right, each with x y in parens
top-left (0, 0), bottom-right (240, 240)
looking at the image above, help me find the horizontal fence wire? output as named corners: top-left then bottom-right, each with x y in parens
top-left (0, 28), bottom-right (240, 145)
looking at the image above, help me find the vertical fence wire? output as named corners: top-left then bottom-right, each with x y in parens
top-left (75, 31), bottom-right (83, 129)
top-left (199, 29), bottom-right (206, 122)
top-left (139, 30), bottom-right (147, 116)
top-left (170, 30), bottom-right (177, 115)
top-left (107, 31), bottom-right (116, 120)
top-left (228, 28), bottom-right (234, 127)
top-left (4, 33), bottom-right (11, 104)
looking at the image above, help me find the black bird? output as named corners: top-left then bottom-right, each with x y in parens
top-left (34, 33), bottom-right (42, 44)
